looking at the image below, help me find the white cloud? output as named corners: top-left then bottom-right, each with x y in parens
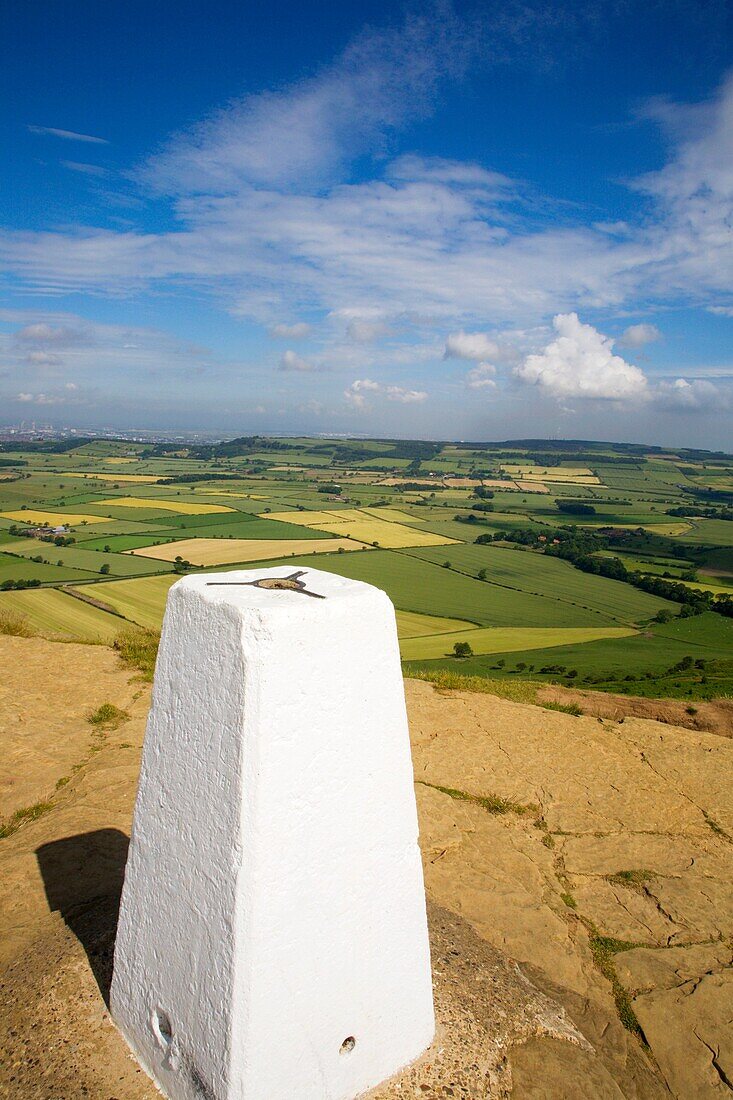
top-left (654, 377), bottom-right (725, 411)
top-left (138, 12), bottom-right (464, 194)
top-left (15, 391), bottom-right (68, 405)
top-left (0, 311), bottom-right (218, 393)
top-left (466, 362), bottom-right (497, 389)
top-left (347, 319), bottom-right (391, 343)
top-left (62, 161), bottom-right (108, 177)
top-left (344, 377), bottom-right (426, 409)
top-left (6, 74), bottom-right (733, 333)
top-left (15, 322), bottom-right (87, 345)
top-left (344, 378), bottom-right (381, 408)
top-left (385, 385), bottom-right (427, 403)
top-left (444, 331), bottom-right (500, 361)
top-left (279, 349), bottom-right (316, 372)
top-left (25, 350), bottom-right (61, 366)
top-left (269, 322), bottom-right (312, 339)
top-left (619, 323), bottom-right (661, 348)
top-left (27, 125), bottom-right (109, 144)
top-left (387, 154), bottom-right (511, 192)
top-left (516, 313), bottom-right (649, 400)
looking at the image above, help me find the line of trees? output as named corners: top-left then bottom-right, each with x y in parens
top-left (475, 526), bottom-right (733, 618)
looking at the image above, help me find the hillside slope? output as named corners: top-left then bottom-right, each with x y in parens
top-left (0, 636), bottom-right (731, 1098)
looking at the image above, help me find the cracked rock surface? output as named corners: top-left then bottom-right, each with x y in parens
top-left (0, 637), bottom-right (731, 1098)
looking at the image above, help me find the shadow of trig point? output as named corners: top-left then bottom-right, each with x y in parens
top-left (111, 566), bottom-right (434, 1100)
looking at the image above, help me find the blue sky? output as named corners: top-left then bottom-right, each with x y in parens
top-left (1, 0), bottom-right (732, 446)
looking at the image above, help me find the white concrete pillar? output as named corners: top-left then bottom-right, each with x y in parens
top-left (111, 566), bottom-right (434, 1100)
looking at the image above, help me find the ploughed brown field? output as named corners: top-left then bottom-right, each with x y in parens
top-left (1, 635), bottom-right (731, 1098)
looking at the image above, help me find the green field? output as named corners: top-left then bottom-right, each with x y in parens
top-left (408, 543), bottom-right (676, 623)
top-left (0, 587), bottom-right (121, 641)
top-left (405, 613), bottom-right (733, 698)
top-left (6, 541), bottom-right (174, 576)
top-left (223, 548), bottom-right (618, 627)
top-left (0, 552), bottom-right (98, 585)
top-left (400, 626), bottom-right (636, 660)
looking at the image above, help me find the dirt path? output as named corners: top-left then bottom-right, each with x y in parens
top-left (537, 683), bottom-right (733, 738)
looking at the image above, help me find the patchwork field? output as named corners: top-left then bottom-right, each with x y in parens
top-left (0, 434), bottom-right (729, 698)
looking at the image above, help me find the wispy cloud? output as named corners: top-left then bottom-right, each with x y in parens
top-left (27, 125), bottom-right (109, 144)
top-left (138, 9), bottom-right (468, 195)
top-left (62, 161), bottom-right (109, 177)
top-left (2, 19), bottom-right (732, 439)
top-left (279, 349), bottom-right (316, 372)
top-left (269, 322), bottom-right (311, 339)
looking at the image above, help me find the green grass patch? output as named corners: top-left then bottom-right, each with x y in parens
top-left (605, 869), bottom-right (654, 892)
top-left (114, 627), bottom-right (161, 681)
top-left (406, 669), bottom-right (542, 703)
top-left (417, 780), bottom-right (535, 816)
top-left (0, 799), bottom-right (55, 839)
top-left (585, 924), bottom-right (647, 1038)
top-left (541, 700), bottom-right (583, 716)
top-left (87, 702), bottom-right (130, 727)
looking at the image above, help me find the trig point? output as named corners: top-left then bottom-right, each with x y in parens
top-left (111, 566), bottom-right (434, 1100)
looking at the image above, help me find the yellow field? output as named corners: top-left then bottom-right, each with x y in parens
top-left (400, 625), bottom-right (637, 661)
top-left (60, 472), bottom-right (162, 483)
top-left (200, 492), bottom-right (269, 500)
top-left (314, 520), bottom-right (455, 548)
top-left (376, 477), bottom-right (444, 487)
top-left (262, 508), bottom-right (456, 548)
top-left (515, 480), bottom-right (550, 493)
top-left (504, 465), bottom-right (594, 476)
top-left (94, 496), bottom-right (235, 514)
top-left (0, 509), bottom-right (107, 525)
top-left (502, 464), bottom-right (601, 485)
top-left (261, 510), bottom-right (335, 526)
top-left (394, 610), bottom-right (471, 638)
top-left (105, 457), bottom-right (138, 464)
top-left (359, 507), bottom-right (424, 523)
top-left (126, 537), bottom-right (371, 565)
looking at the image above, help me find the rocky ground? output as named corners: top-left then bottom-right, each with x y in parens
top-left (0, 635), bottom-right (731, 1098)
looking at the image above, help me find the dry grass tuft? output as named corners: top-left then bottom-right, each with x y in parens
top-left (0, 610), bottom-right (36, 638)
top-left (114, 627), bottom-right (160, 682)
